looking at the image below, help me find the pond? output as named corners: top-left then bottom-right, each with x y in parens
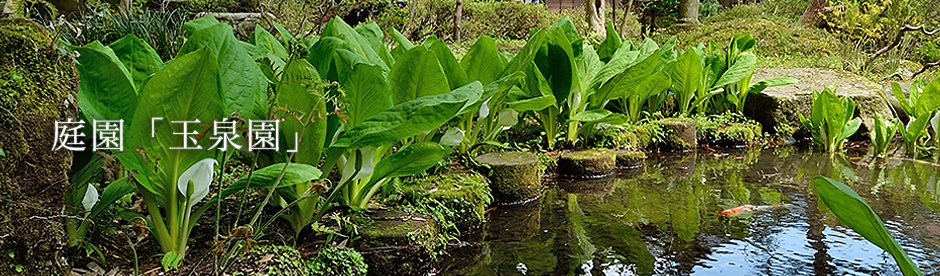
top-left (439, 147), bottom-right (940, 275)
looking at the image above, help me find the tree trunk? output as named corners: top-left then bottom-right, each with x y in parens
top-left (586, 0), bottom-right (605, 34)
top-left (454, 0), bottom-right (463, 42)
top-left (797, 0), bottom-right (826, 26)
top-left (678, 0), bottom-right (700, 25)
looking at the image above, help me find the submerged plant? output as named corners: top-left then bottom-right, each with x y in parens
top-left (799, 85), bottom-right (862, 153)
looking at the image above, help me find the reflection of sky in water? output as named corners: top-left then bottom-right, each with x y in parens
top-left (439, 149), bottom-right (940, 276)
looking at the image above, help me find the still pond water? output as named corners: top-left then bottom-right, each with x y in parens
top-left (440, 147), bottom-right (940, 275)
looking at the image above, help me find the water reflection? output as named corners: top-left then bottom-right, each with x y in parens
top-left (440, 147), bottom-right (940, 275)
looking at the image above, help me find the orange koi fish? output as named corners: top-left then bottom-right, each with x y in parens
top-left (717, 204), bottom-right (787, 217)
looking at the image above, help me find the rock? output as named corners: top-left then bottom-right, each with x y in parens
top-left (615, 149), bottom-right (646, 168)
top-left (590, 122), bottom-right (661, 150)
top-left (474, 152), bottom-right (543, 204)
top-left (660, 118), bottom-right (697, 150)
top-left (745, 68), bottom-right (895, 138)
top-left (0, 18), bottom-right (78, 275)
top-left (400, 171), bottom-right (492, 236)
top-left (694, 114), bottom-right (764, 147)
top-left (355, 210), bottom-right (441, 276)
top-left (556, 149), bottom-right (617, 178)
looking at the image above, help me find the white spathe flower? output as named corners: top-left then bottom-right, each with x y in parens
top-left (177, 158), bottom-right (218, 206)
top-left (441, 127), bottom-right (465, 146)
top-left (479, 97), bottom-right (493, 119)
top-left (497, 109), bottom-right (519, 130)
top-left (82, 183), bottom-right (99, 213)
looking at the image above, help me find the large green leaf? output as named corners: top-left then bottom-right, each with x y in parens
top-left (88, 177), bottom-right (136, 219)
top-left (335, 51), bottom-right (393, 127)
top-left (568, 109), bottom-right (627, 124)
top-left (252, 24), bottom-right (288, 61)
top-left (74, 41), bottom-right (138, 121)
top-left (277, 59), bottom-right (327, 164)
top-left (535, 28), bottom-right (578, 107)
top-left (183, 16), bottom-right (219, 36)
top-left (332, 82), bottom-right (483, 150)
top-left (360, 142), bottom-right (445, 198)
top-left (669, 50), bottom-right (703, 113)
top-left (596, 22), bottom-right (622, 62)
top-left (461, 35), bottom-right (505, 84)
top-left (355, 22), bottom-right (395, 67)
top-left (121, 47), bottom-right (223, 205)
top-left (179, 23), bottom-right (266, 119)
top-left (745, 77), bottom-right (798, 95)
top-left (388, 47), bottom-right (451, 104)
top-left (914, 76), bottom-right (940, 117)
top-left (547, 16), bottom-right (579, 44)
top-left (321, 17), bottom-right (387, 70)
top-left (712, 54), bottom-right (756, 89)
top-left (426, 37), bottom-right (470, 89)
top-left (503, 29), bottom-right (547, 76)
top-left (814, 176), bottom-right (923, 276)
top-left (108, 34), bottom-right (164, 89)
top-left (591, 49), bottom-right (661, 106)
top-left (221, 163), bottom-right (322, 199)
top-left (308, 37), bottom-right (346, 81)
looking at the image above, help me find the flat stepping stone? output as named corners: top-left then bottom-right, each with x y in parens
top-left (556, 148), bottom-right (616, 179)
top-left (615, 149), bottom-right (646, 168)
top-left (355, 210), bottom-right (441, 276)
top-left (474, 151), bottom-right (543, 204)
top-left (661, 119), bottom-right (697, 150)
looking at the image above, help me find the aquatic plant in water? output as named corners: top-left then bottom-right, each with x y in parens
top-left (799, 85), bottom-right (861, 152)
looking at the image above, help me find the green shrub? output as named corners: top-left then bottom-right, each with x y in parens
top-left (309, 247), bottom-right (368, 276)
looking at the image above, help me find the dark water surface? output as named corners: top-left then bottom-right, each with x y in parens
top-left (439, 147), bottom-right (940, 275)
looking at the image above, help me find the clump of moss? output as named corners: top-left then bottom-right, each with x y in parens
top-left (693, 112), bottom-right (765, 147)
top-left (400, 171), bottom-right (493, 236)
top-left (309, 247), bottom-right (368, 276)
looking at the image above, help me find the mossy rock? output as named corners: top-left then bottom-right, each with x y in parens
top-left (355, 210), bottom-right (441, 276)
top-left (615, 149), bottom-right (646, 168)
top-left (400, 171), bottom-right (492, 236)
top-left (0, 18), bottom-right (79, 275)
top-left (556, 148), bottom-right (617, 179)
top-left (694, 113), bottom-right (764, 147)
top-left (660, 118), bottom-right (697, 151)
top-left (474, 151), bottom-right (543, 204)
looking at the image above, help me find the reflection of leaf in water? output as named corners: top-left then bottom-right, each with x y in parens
top-left (671, 179), bottom-right (700, 242)
top-left (566, 194), bottom-right (597, 273)
top-left (728, 172), bottom-right (751, 203)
